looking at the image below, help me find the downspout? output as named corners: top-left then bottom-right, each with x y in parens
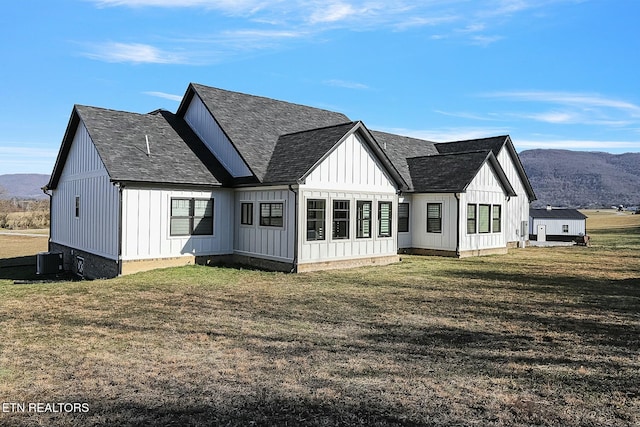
top-left (41, 186), bottom-right (53, 251)
top-left (288, 184), bottom-right (299, 273)
top-left (116, 183), bottom-right (123, 276)
top-left (454, 193), bottom-right (461, 257)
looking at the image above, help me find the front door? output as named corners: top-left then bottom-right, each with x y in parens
top-left (537, 224), bottom-right (546, 242)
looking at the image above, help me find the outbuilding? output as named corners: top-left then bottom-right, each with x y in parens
top-left (529, 207), bottom-right (587, 242)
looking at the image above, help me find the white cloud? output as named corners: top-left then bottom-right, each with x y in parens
top-left (143, 91), bottom-right (183, 101)
top-left (324, 79), bottom-right (370, 90)
top-left (82, 42), bottom-right (189, 64)
top-left (309, 2), bottom-right (357, 24)
top-left (486, 91), bottom-right (640, 115)
top-left (0, 145), bottom-right (57, 175)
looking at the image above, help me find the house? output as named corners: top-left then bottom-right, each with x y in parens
top-left (529, 207), bottom-right (587, 242)
top-left (44, 83), bottom-right (536, 279)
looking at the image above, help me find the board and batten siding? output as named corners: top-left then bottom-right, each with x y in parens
top-left (497, 147), bottom-right (530, 243)
top-left (50, 121), bottom-right (119, 260)
top-left (398, 195), bottom-right (413, 249)
top-left (458, 162), bottom-right (507, 251)
top-left (410, 194), bottom-right (458, 252)
top-left (299, 132), bottom-right (398, 264)
top-left (183, 94), bottom-right (253, 178)
top-left (234, 187), bottom-right (296, 263)
top-left (121, 188), bottom-right (234, 261)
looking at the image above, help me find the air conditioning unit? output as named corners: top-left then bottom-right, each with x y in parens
top-left (36, 252), bottom-right (63, 275)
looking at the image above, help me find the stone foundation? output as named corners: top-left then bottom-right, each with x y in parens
top-left (400, 247), bottom-right (508, 258)
top-left (49, 242), bottom-right (119, 280)
top-left (296, 255), bottom-right (400, 273)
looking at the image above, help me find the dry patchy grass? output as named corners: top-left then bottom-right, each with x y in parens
top-left (0, 220), bottom-right (638, 426)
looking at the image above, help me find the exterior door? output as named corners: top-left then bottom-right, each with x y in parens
top-left (537, 224), bottom-right (546, 242)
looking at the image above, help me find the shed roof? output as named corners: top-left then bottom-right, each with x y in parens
top-left (529, 208), bottom-right (587, 220)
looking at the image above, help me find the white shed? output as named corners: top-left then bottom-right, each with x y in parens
top-left (529, 207), bottom-right (587, 242)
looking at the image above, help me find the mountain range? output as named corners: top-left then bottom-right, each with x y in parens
top-left (1, 149), bottom-right (639, 207)
top-left (0, 174), bottom-right (50, 200)
top-left (519, 150), bottom-right (640, 208)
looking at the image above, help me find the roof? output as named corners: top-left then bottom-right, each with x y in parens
top-left (407, 150), bottom-right (516, 196)
top-left (178, 84), bottom-right (352, 183)
top-left (48, 106), bottom-right (231, 189)
top-left (435, 135), bottom-right (508, 156)
top-left (529, 208), bottom-right (587, 220)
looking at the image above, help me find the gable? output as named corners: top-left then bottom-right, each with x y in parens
top-left (303, 131), bottom-right (398, 192)
top-left (59, 120), bottom-right (108, 180)
top-left (179, 83), bottom-right (352, 183)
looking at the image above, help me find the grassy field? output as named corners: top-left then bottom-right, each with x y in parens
top-left (0, 211), bottom-right (638, 426)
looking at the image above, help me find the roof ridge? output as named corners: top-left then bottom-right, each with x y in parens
top-left (436, 135), bottom-right (509, 144)
top-left (190, 82), bottom-right (347, 116)
top-left (407, 148), bottom-right (491, 160)
top-left (278, 120), bottom-right (358, 138)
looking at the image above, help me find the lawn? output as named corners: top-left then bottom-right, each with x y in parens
top-left (0, 213), bottom-right (638, 426)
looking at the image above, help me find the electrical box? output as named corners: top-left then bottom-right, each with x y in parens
top-left (36, 252), bottom-right (63, 275)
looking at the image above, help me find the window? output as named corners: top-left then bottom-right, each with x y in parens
top-left (260, 202), bottom-right (284, 227)
top-left (478, 204), bottom-right (491, 233)
top-left (492, 205), bottom-right (502, 233)
top-left (240, 202), bottom-right (253, 225)
top-left (378, 201), bottom-right (392, 237)
top-left (427, 203), bottom-right (442, 233)
top-left (562, 224), bottom-right (569, 233)
top-left (307, 199), bottom-right (325, 241)
top-left (332, 200), bottom-right (350, 239)
top-left (356, 201), bottom-right (372, 238)
top-left (170, 198), bottom-right (214, 236)
top-left (398, 203), bottom-right (410, 233)
top-left (74, 196), bottom-right (80, 218)
top-left (467, 204), bottom-right (476, 234)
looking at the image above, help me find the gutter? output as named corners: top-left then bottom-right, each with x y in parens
top-left (288, 184), bottom-right (299, 273)
top-left (116, 182), bottom-right (124, 276)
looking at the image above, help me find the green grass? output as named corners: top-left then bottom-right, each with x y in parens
top-left (0, 214), bottom-right (639, 426)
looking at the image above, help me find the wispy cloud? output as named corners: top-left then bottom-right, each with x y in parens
top-left (0, 145), bottom-right (57, 175)
top-left (81, 42), bottom-right (189, 64)
top-left (143, 91), bottom-right (183, 101)
top-left (324, 79), bottom-right (370, 90)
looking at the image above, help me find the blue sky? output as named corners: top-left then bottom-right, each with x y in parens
top-left (1, 0), bottom-right (639, 175)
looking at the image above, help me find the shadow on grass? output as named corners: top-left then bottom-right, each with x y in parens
top-left (0, 256), bottom-right (39, 281)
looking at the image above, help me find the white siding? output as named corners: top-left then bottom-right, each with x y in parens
top-left (184, 94), bottom-right (253, 178)
top-left (304, 133), bottom-right (397, 192)
top-left (50, 122), bottom-right (119, 260)
top-left (298, 132), bottom-right (398, 263)
top-left (529, 218), bottom-right (585, 236)
top-left (234, 187), bottom-right (296, 263)
top-left (298, 190), bottom-right (397, 263)
top-left (459, 162), bottom-right (507, 251)
top-left (497, 147), bottom-right (530, 243)
top-left (398, 195), bottom-right (413, 249)
top-left (121, 188), bottom-right (234, 261)
top-left (410, 194), bottom-right (458, 251)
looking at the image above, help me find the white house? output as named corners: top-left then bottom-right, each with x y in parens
top-left (529, 207), bottom-right (587, 242)
top-left (45, 83), bottom-right (536, 278)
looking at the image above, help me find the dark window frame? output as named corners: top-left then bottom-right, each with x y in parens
top-left (332, 200), bottom-right (350, 240)
top-left (74, 196), bottom-right (80, 218)
top-left (170, 198), bottom-right (214, 236)
top-left (492, 205), bottom-right (502, 233)
top-left (478, 204), bottom-right (491, 233)
top-left (306, 199), bottom-right (326, 241)
top-left (467, 204), bottom-right (477, 234)
top-left (259, 202), bottom-right (284, 228)
top-left (356, 200), bottom-right (372, 239)
top-left (398, 202), bottom-right (410, 233)
top-left (240, 202), bottom-right (253, 226)
top-left (378, 201), bottom-right (393, 238)
top-left (426, 203), bottom-right (442, 233)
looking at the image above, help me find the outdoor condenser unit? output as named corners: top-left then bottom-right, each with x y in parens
top-left (36, 252), bottom-right (63, 275)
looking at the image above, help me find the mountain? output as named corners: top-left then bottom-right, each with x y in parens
top-left (0, 174), bottom-right (50, 200)
top-left (519, 150), bottom-right (640, 208)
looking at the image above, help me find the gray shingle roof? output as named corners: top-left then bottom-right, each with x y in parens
top-left (183, 84), bottom-right (351, 183)
top-left (529, 208), bottom-right (587, 220)
top-left (435, 135), bottom-right (508, 156)
top-left (48, 105), bottom-right (231, 189)
top-left (370, 130), bottom-right (438, 190)
top-left (263, 122), bottom-right (358, 183)
top-left (406, 150), bottom-right (515, 196)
